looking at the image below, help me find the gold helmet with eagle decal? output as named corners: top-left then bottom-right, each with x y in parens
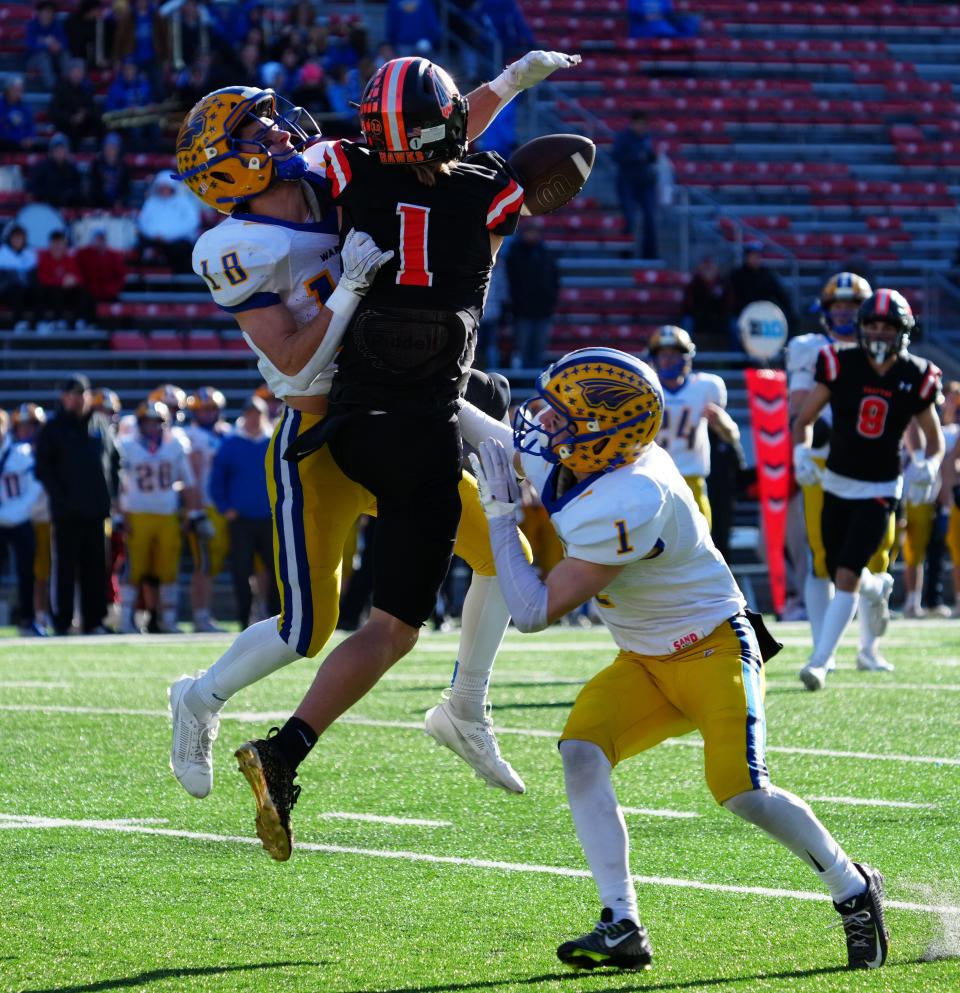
top-left (175, 86), bottom-right (322, 213)
top-left (647, 324), bottom-right (696, 384)
top-left (513, 346), bottom-right (664, 475)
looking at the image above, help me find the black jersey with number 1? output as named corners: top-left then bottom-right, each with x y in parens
top-left (815, 345), bottom-right (940, 483)
top-left (318, 140), bottom-right (524, 413)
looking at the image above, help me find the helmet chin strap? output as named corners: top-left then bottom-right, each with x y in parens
top-left (274, 153), bottom-right (309, 181)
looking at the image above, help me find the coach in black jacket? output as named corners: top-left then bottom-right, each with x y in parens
top-left (34, 374), bottom-right (120, 635)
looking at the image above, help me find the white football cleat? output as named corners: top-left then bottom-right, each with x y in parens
top-left (903, 601), bottom-right (926, 619)
top-left (799, 660), bottom-right (829, 691)
top-left (169, 672), bottom-right (220, 798)
top-left (425, 694), bottom-right (525, 793)
top-left (861, 573), bottom-right (894, 638)
top-left (857, 650), bottom-right (895, 672)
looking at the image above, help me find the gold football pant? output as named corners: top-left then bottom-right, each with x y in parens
top-left (947, 505), bottom-right (960, 565)
top-left (560, 614), bottom-right (768, 803)
top-left (683, 474), bottom-right (712, 530)
top-left (266, 407), bottom-right (531, 658)
top-left (901, 502), bottom-right (937, 568)
top-left (33, 520), bottom-right (51, 582)
top-left (124, 512), bottom-right (182, 584)
top-left (186, 505), bottom-right (230, 576)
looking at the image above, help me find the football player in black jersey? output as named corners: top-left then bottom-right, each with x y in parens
top-left (234, 53), bottom-right (582, 861)
top-left (792, 289), bottom-right (944, 690)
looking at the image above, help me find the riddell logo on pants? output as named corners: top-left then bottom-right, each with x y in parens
top-left (673, 632), bottom-right (700, 651)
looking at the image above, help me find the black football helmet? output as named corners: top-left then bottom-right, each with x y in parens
top-left (857, 288), bottom-right (914, 364)
top-left (360, 57), bottom-right (468, 166)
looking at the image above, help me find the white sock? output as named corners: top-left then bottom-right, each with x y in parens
top-left (811, 590), bottom-right (858, 667)
top-left (561, 740), bottom-right (639, 925)
top-left (187, 617), bottom-right (301, 717)
top-left (858, 603), bottom-right (878, 656)
top-left (858, 569), bottom-right (885, 599)
top-left (804, 574), bottom-right (833, 647)
top-left (723, 787), bottom-right (865, 903)
top-left (904, 589), bottom-right (921, 613)
top-left (159, 583), bottom-right (179, 629)
top-left (448, 575), bottom-right (510, 721)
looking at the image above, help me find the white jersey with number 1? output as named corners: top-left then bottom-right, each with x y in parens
top-left (656, 372), bottom-right (726, 478)
top-left (521, 440), bottom-right (745, 656)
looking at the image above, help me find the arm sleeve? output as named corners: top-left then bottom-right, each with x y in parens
top-left (915, 361), bottom-right (942, 412)
top-left (457, 400), bottom-right (514, 451)
top-left (814, 345), bottom-right (840, 387)
top-left (488, 515), bottom-right (550, 633)
top-left (486, 166), bottom-right (525, 236)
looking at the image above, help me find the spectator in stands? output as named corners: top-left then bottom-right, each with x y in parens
top-left (111, 0), bottom-right (170, 92)
top-left (322, 64), bottom-right (357, 137)
top-left (505, 222), bottom-right (560, 369)
top-left (66, 0), bottom-right (112, 67)
top-left (104, 59), bottom-right (158, 151)
top-left (51, 58), bottom-right (103, 147)
top-left (290, 62), bottom-right (330, 120)
top-left (34, 373), bottom-right (121, 636)
top-left (26, 2), bottom-right (70, 90)
top-left (76, 228), bottom-right (126, 305)
top-left (29, 132), bottom-right (85, 208)
top-left (37, 230), bottom-right (96, 331)
top-left (173, 54), bottom-right (215, 111)
top-left (0, 225), bottom-right (39, 332)
top-left (165, 0), bottom-right (212, 69)
top-left (137, 171), bottom-right (201, 273)
top-left (0, 76), bottom-right (37, 151)
top-left (0, 408), bottom-right (45, 636)
top-left (627, 0), bottom-right (699, 39)
top-left (386, 0), bottom-right (441, 57)
top-left (476, 0), bottom-right (535, 55)
top-left (682, 255), bottom-right (729, 348)
top-left (727, 241), bottom-right (794, 338)
top-left (209, 395), bottom-right (279, 629)
top-left (345, 54), bottom-right (377, 107)
top-left (612, 111), bottom-right (659, 259)
top-left (236, 43), bottom-right (263, 86)
top-left (88, 132), bottom-right (132, 209)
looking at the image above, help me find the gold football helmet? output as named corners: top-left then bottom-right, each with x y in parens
top-left (186, 386), bottom-right (226, 412)
top-left (175, 85), bottom-right (321, 213)
top-left (820, 272), bottom-right (872, 341)
top-left (148, 384), bottom-right (186, 423)
top-left (647, 324), bottom-right (695, 383)
top-left (514, 346), bottom-right (664, 475)
top-left (90, 388), bottom-right (121, 416)
top-left (12, 402), bottom-right (47, 427)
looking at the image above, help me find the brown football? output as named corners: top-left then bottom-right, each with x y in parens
top-left (508, 133), bottom-right (596, 216)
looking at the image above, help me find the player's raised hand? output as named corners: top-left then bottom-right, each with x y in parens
top-left (339, 228), bottom-right (394, 295)
top-left (469, 440), bottom-right (521, 520)
top-left (500, 51), bottom-right (582, 92)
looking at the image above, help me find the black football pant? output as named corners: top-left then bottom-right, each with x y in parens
top-left (228, 517), bottom-right (280, 628)
top-left (0, 522), bottom-right (35, 626)
top-left (329, 412), bottom-right (462, 628)
top-left (51, 516), bottom-right (107, 633)
top-left (821, 491), bottom-right (897, 580)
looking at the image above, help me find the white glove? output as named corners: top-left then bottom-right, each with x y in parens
top-left (793, 444), bottom-right (821, 487)
top-left (489, 51), bottom-right (582, 98)
top-left (904, 455), bottom-right (938, 505)
top-left (338, 228), bottom-right (394, 295)
top-left (189, 510), bottom-right (216, 541)
top-left (468, 439), bottom-right (521, 520)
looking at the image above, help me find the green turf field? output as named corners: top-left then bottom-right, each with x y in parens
top-left (2, 620), bottom-right (959, 993)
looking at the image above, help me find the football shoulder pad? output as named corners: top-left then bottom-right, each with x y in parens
top-left (193, 220), bottom-right (291, 310)
top-left (559, 470), bottom-right (667, 566)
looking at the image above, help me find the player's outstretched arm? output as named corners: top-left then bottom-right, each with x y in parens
top-left (467, 51), bottom-right (581, 141)
top-left (915, 404), bottom-right (945, 463)
top-left (235, 229), bottom-right (393, 391)
top-left (705, 403), bottom-right (740, 444)
top-left (792, 382), bottom-right (830, 447)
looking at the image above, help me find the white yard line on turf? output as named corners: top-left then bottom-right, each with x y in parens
top-left (2, 704), bottom-right (959, 767)
top-left (0, 813), bottom-right (956, 917)
top-left (808, 796), bottom-right (936, 810)
top-left (318, 812), bottom-right (452, 827)
top-left (621, 807), bottom-right (700, 819)
top-left (0, 680), bottom-right (70, 688)
top-left (766, 680), bottom-right (960, 692)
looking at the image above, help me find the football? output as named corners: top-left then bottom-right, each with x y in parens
top-left (507, 133), bottom-right (596, 216)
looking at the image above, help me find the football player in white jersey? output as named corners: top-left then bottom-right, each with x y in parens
top-left (647, 325), bottom-right (739, 528)
top-left (167, 59), bottom-right (576, 801)
top-left (184, 387), bottom-right (232, 633)
top-left (118, 400), bottom-right (201, 633)
top-left (0, 407), bottom-right (46, 635)
top-left (787, 272), bottom-right (895, 671)
top-left (461, 346), bottom-right (889, 973)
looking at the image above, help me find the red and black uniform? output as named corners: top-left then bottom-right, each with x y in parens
top-left (815, 344), bottom-right (940, 576)
top-left (304, 139), bottom-right (523, 627)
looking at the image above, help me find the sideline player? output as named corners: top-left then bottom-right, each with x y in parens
top-left (793, 289), bottom-right (943, 690)
top-left (184, 387), bottom-right (231, 632)
top-left (461, 345), bottom-right (889, 972)
top-left (169, 56), bottom-right (575, 803)
top-left (647, 325), bottom-right (740, 528)
top-left (786, 272), bottom-right (896, 670)
top-left (117, 400), bottom-right (202, 633)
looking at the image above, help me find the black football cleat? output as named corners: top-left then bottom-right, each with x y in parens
top-left (557, 908), bottom-right (653, 971)
top-left (833, 862), bottom-right (889, 969)
top-left (235, 728), bottom-right (301, 862)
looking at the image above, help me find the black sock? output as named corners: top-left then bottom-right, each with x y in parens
top-left (271, 717), bottom-right (318, 772)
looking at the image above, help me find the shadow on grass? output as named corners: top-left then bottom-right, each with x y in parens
top-left (338, 957), bottom-right (932, 993)
top-left (16, 961), bottom-right (319, 993)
